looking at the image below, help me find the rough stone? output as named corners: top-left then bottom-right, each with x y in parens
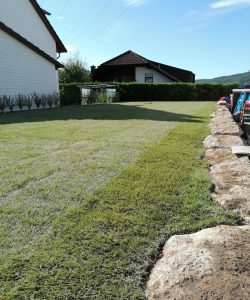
top-left (211, 105), bottom-right (232, 118)
top-left (146, 225), bottom-right (250, 300)
top-left (209, 119), bottom-right (243, 135)
top-left (146, 105), bottom-right (250, 299)
top-left (212, 186), bottom-right (250, 220)
top-left (204, 148), bottom-right (237, 165)
top-left (210, 157), bottom-right (250, 192)
top-left (203, 134), bottom-right (245, 149)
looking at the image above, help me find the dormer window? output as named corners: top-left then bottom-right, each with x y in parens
top-left (145, 73), bottom-right (153, 83)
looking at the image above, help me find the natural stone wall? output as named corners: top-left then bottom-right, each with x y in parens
top-left (147, 225), bottom-right (250, 300)
top-left (146, 104), bottom-right (250, 299)
top-left (204, 106), bottom-right (250, 222)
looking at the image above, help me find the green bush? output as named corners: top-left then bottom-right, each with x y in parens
top-left (59, 56), bottom-right (90, 84)
top-left (118, 83), bottom-right (238, 102)
top-left (59, 83), bottom-right (238, 105)
top-left (60, 83), bottom-right (82, 106)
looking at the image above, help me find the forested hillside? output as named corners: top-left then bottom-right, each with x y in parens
top-left (197, 71), bottom-right (250, 85)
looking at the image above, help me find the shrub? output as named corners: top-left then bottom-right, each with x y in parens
top-left (25, 95), bottom-right (33, 110)
top-left (59, 83), bottom-right (238, 106)
top-left (59, 56), bottom-right (90, 84)
top-left (0, 96), bottom-right (6, 112)
top-left (32, 92), bottom-right (42, 108)
top-left (97, 92), bottom-right (109, 104)
top-left (60, 83), bottom-right (82, 106)
top-left (0, 92), bottom-right (61, 113)
top-left (46, 94), bottom-right (53, 108)
top-left (16, 94), bottom-right (27, 110)
top-left (5, 96), bottom-right (15, 112)
top-left (86, 89), bottom-right (97, 104)
top-left (111, 92), bottom-right (120, 103)
top-left (118, 83), bottom-right (238, 102)
top-left (53, 92), bottom-right (60, 107)
top-left (40, 94), bottom-right (48, 108)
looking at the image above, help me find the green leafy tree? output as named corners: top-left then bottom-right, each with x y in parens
top-left (59, 56), bottom-right (91, 83)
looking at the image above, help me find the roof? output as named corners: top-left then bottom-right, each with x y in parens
top-left (102, 50), bottom-right (149, 66)
top-left (0, 21), bottom-right (64, 69)
top-left (99, 50), bottom-right (195, 82)
top-left (29, 0), bottom-right (67, 53)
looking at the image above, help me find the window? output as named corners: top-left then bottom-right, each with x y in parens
top-left (145, 73), bottom-right (153, 83)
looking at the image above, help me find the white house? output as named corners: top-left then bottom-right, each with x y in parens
top-left (93, 50), bottom-right (195, 83)
top-left (0, 0), bottom-right (66, 98)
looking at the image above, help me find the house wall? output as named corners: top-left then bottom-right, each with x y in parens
top-left (0, 0), bottom-right (57, 58)
top-left (0, 30), bottom-right (58, 97)
top-left (135, 67), bottom-right (173, 83)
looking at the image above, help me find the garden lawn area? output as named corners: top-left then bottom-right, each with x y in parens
top-left (0, 102), bottom-right (239, 299)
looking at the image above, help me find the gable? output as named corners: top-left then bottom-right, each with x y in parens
top-left (0, 22), bottom-right (63, 69)
top-left (29, 0), bottom-right (66, 53)
top-left (0, 0), bottom-right (66, 57)
top-left (0, 29), bottom-right (59, 96)
top-left (97, 50), bottom-right (195, 83)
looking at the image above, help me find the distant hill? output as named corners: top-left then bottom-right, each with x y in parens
top-left (196, 71), bottom-right (250, 85)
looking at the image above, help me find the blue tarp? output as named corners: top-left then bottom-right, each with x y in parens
top-left (233, 92), bottom-right (245, 114)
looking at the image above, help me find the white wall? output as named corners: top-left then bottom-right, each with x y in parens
top-left (0, 0), bottom-right (56, 58)
top-left (135, 67), bottom-right (173, 83)
top-left (0, 30), bottom-right (58, 96)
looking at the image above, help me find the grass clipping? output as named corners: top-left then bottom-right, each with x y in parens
top-left (0, 104), bottom-right (239, 299)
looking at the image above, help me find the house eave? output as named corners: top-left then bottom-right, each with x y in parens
top-left (29, 0), bottom-right (67, 53)
top-left (0, 21), bottom-right (64, 69)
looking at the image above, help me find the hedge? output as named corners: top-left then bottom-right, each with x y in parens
top-left (118, 83), bottom-right (238, 102)
top-left (59, 83), bottom-right (238, 106)
top-left (60, 83), bottom-right (82, 106)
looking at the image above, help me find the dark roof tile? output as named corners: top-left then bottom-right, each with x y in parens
top-left (98, 50), bottom-right (194, 82)
top-left (102, 50), bottom-right (148, 66)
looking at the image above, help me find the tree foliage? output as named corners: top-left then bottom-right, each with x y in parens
top-left (197, 71), bottom-right (250, 85)
top-left (59, 56), bottom-right (91, 84)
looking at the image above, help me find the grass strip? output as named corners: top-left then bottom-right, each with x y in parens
top-left (0, 104), bottom-right (239, 299)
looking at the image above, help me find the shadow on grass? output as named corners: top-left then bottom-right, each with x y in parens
top-left (0, 103), bottom-right (204, 125)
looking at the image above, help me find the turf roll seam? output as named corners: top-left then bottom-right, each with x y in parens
top-left (0, 104), bottom-right (239, 299)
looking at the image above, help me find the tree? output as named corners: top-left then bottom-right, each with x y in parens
top-left (59, 56), bottom-right (91, 84)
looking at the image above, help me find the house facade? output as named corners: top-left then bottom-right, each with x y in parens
top-left (0, 0), bottom-right (66, 97)
top-left (92, 50), bottom-right (195, 83)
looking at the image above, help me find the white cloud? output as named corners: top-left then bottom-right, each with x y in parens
top-left (56, 16), bottom-right (64, 20)
top-left (183, 0), bottom-right (250, 31)
top-left (123, 0), bottom-right (148, 7)
top-left (211, 0), bottom-right (250, 9)
top-left (65, 44), bottom-right (76, 53)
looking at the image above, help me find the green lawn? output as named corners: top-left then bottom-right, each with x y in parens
top-left (0, 102), bottom-right (239, 299)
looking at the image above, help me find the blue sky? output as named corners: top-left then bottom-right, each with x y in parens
top-left (37, 0), bottom-right (250, 79)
